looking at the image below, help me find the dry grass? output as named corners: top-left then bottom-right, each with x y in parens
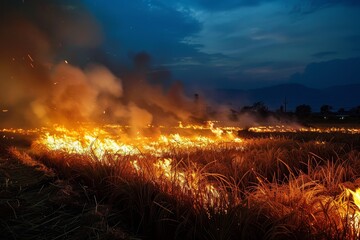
top-left (5, 128), bottom-right (360, 239)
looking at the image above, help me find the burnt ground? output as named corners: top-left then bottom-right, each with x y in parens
top-left (0, 132), bottom-right (134, 240)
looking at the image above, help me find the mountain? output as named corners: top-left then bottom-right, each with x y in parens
top-left (290, 58), bottom-right (360, 88)
top-left (207, 83), bottom-right (360, 112)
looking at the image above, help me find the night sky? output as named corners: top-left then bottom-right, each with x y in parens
top-left (1, 0), bottom-right (360, 90)
top-left (82, 0), bottom-right (360, 89)
top-left (1, 0), bottom-right (360, 127)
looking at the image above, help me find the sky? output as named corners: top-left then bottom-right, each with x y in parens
top-left (0, 0), bottom-right (360, 126)
top-left (2, 0), bottom-right (359, 90)
top-left (81, 0), bottom-right (360, 89)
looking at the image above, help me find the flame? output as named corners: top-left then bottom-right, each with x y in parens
top-left (4, 123), bottom-right (360, 216)
top-left (39, 125), bottom-right (140, 157)
top-left (26, 122), bottom-right (240, 211)
top-left (32, 122), bottom-right (243, 159)
top-left (151, 157), bottom-right (223, 209)
top-left (344, 188), bottom-right (360, 230)
top-left (347, 188), bottom-right (360, 208)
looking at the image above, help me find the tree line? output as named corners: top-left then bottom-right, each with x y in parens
top-left (232, 102), bottom-right (360, 123)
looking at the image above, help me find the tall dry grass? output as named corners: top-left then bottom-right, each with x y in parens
top-left (14, 130), bottom-right (360, 239)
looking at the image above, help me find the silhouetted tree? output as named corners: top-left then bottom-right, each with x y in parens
top-left (295, 104), bottom-right (312, 117)
top-left (279, 105), bottom-right (284, 113)
top-left (240, 105), bottom-right (252, 113)
top-left (320, 105), bottom-right (333, 115)
top-left (350, 106), bottom-right (360, 115)
top-left (241, 102), bottom-right (269, 118)
top-left (338, 108), bottom-right (345, 114)
top-left (253, 102), bottom-right (268, 113)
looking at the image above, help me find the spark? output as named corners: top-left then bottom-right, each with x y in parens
top-left (27, 54), bottom-right (34, 62)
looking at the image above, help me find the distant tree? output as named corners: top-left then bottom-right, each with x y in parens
top-left (240, 105), bottom-right (252, 113)
top-left (350, 106), bottom-right (360, 115)
top-left (276, 105), bottom-right (285, 114)
top-left (240, 102), bottom-right (269, 117)
top-left (320, 105), bottom-right (333, 115)
top-left (338, 108), bottom-right (345, 114)
top-left (252, 102), bottom-right (268, 114)
top-left (295, 104), bottom-right (312, 117)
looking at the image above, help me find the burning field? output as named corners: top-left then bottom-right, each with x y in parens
top-left (2, 123), bottom-right (360, 239)
top-left (1, 1), bottom-right (360, 239)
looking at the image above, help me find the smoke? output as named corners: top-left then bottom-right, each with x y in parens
top-left (0, 0), bottom-right (204, 129)
top-left (0, 0), bottom-right (101, 127)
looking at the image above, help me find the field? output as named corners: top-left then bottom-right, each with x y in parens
top-left (1, 123), bottom-right (360, 239)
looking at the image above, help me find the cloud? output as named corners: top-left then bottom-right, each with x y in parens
top-left (175, 0), bottom-right (360, 13)
top-left (290, 0), bottom-right (360, 15)
top-left (177, 0), bottom-right (360, 87)
top-left (312, 51), bottom-right (337, 58)
top-left (181, 0), bottom-right (272, 11)
top-left (77, 0), bottom-right (360, 90)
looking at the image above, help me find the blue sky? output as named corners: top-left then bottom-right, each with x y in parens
top-left (81, 0), bottom-right (360, 89)
top-left (58, 1), bottom-right (360, 89)
top-left (2, 0), bottom-right (359, 89)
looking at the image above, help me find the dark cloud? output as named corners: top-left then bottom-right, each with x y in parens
top-left (179, 0), bottom-right (359, 12)
top-left (186, 0), bottom-right (266, 11)
top-left (308, 0), bottom-right (360, 7)
top-left (291, 0), bottom-right (360, 15)
top-left (346, 35), bottom-right (360, 46)
top-left (85, 0), bottom-right (202, 65)
top-left (312, 51), bottom-right (337, 58)
top-left (290, 57), bottom-right (360, 88)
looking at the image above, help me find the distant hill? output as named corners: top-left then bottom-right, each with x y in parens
top-left (207, 83), bottom-right (360, 112)
top-left (290, 58), bottom-right (360, 88)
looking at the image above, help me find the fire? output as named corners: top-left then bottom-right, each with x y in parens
top-left (33, 122), bottom-right (243, 159)
top-left (344, 187), bottom-right (360, 232)
top-left (27, 122), bottom-right (241, 211)
top-left (248, 125), bottom-right (360, 134)
top-left (39, 125), bottom-right (140, 157)
top-left (151, 157), bottom-right (223, 210)
top-left (4, 123), bottom-right (360, 217)
top-left (347, 188), bottom-right (360, 208)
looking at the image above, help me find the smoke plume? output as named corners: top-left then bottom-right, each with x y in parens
top-left (0, 0), bottom-right (204, 129)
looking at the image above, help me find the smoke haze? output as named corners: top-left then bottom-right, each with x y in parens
top-left (0, 0), bottom-right (205, 129)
